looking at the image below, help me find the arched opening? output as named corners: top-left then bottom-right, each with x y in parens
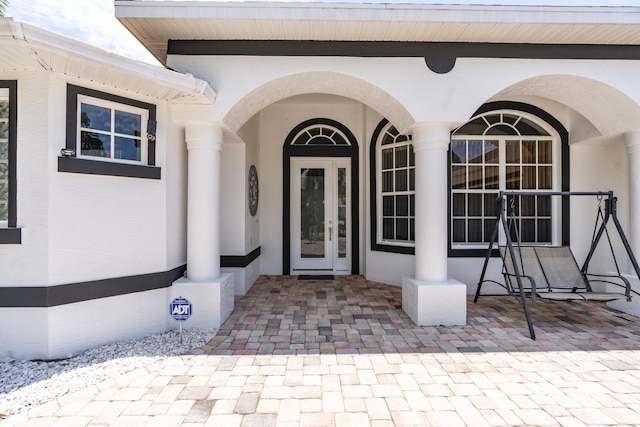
top-left (223, 71), bottom-right (414, 133)
top-left (282, 118), bottom-right (359, 275)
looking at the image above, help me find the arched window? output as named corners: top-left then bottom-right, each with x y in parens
top-left (370, 119), bottom-right (415, 253)
top-left (450, 108), bottom-right (566, 252)
top-left (291, 124), bottom-right (351, 146)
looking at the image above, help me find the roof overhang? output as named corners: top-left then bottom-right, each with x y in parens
top-left (0, 18), bottom-right (215, 104)
top-left (115, 1), bottom-right (640, 65)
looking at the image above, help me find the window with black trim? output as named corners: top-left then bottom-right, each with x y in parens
top-left (450, 109), bottom-right (563, 252)
top-left (78, 95), bottom-right (148, 163)
top-left (60, 85), bottom-right (160, 180)
top-left (370, 119), bottom-right (415, 254)
top-left (0, 81), bottom-right (20, 244)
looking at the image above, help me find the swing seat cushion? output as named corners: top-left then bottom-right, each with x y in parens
top-left (500, 246), bottom-right (542, 295)
top-left (500, 245), bottom-right (631, 301)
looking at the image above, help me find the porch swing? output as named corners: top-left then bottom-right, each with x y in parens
top-left (474, 191), bottom-right (640, 339)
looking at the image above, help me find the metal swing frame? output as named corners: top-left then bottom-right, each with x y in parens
top-left (474, 190), bottom-right (640, 340)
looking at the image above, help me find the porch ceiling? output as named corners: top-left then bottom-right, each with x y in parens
top-left (115, 1), bottom-right (640, 65)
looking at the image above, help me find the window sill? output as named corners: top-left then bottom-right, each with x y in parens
top-left (449, 247), bottom-right (499, 258)
top-left (0, 227), bottom-right (22, 244)
top-left (371, 242), bottom-right (415, 255)
top-left (58, 157), bottom-right (161, 180)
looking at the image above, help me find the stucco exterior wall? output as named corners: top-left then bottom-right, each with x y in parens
top-left (570, 141), bottom-right (630, 273)
top-left (167, 52), bottom-right (640, 287)
top-left (0, 69), bottom-right (189, 359)
top-left (238, 114), bottom-right (261, 256)
top-left (47, 78), bottom-right (173, 283)
top-left (165, 109), bottom-right (188, 270)
top-left (257, 100), bottom-right (366, 275)
top-left (220, 142), bottom-right (246, 256)
top-left (4, 31), bottom-right (640, 357)
top-left (167, 55), bottom-right (640, 136)
top-left (0, 71), bottom-right (186, 287)
top-left (0, 72), bottom-right (50, 287)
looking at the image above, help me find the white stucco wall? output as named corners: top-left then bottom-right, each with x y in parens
top-left (2, 288), bottom-right (172, 360)
top-left (0, 69), bottom-right (190, 359)
top-left (165, 112), bottom-right (188, 269)
top-left (257, 99), bottom-right (366, 275)
top-left (47, 76), bottom-right (173, 284)
top-left (570, 141), bottom-right (631, 274)
top-left (240, 114), bottom-right (261, 256)
top-left (168, 55), bottom-right (640, 136)
top-left (3, 42), bottom-right (640, 358)
top-left (220, 142), bottom-right (246, 256)
top-left (168, 53), bottom-right (640, 290)
top-left (0, 72), bottom-right (50, 287)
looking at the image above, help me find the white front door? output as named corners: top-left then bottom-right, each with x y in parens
top-left (291, 158), bottom-right (351, 274)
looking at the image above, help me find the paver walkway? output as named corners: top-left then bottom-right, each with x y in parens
top-left (5, 275), bottom-right (640, 426)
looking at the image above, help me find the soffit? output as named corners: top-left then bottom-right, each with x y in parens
top-left (115, 1), bottom-right (640, 64)
top-left (0, 18), bottom-right (215, 104)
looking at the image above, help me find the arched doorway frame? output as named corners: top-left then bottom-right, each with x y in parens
top-left (282, 118), bottom-right (360, 275)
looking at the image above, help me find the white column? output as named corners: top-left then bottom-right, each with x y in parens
top-left (185, 122), bottom-right (222, 281)
top-left (171, 121), bottom-right (234, 330)
top-left (625, 129), bottom-right (640, 263)
top-left (412, 123), bottom-right (450, 282)
top-left (402, 122), bottom-right (466, 326)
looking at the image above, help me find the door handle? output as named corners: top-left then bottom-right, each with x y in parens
top-left (329, 226), bottom-right (333, 241)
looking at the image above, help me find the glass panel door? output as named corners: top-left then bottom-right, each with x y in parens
top-left (300, 168), bottom-right (326, 259)
top-left (291, 158), bottom-right (350, 273)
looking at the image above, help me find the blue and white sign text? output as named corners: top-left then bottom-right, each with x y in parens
top-left (170, 297), bottom-right (192, 321)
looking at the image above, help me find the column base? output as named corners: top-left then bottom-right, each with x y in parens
top-left (402, 275), bottom-right (467, 326)
top-left (170, 273), bottom-right (234, 329)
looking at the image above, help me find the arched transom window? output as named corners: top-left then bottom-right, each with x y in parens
top-left (451, 111), bottom-right (561, 249)
top-left (292, 124), bottom-right (351, 146)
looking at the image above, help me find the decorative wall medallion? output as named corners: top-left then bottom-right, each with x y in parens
top-left (248, 165), bottom-right (259, 216)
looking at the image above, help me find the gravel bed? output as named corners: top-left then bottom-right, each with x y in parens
top-left (0, 328), bottom-right (216, 416)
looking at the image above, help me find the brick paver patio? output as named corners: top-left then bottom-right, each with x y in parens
top-left (5, 275), bottom-right (640, 426)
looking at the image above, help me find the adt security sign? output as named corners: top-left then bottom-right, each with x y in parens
top-left (170, 297), bottom-right (192, 322)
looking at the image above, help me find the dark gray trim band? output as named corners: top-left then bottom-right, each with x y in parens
top-left (0, 227), bottom-right (21, 244)
top-left (168, 40), bottom-right (640, 73)
top-left (221, 246), bottom-right (261, 268)
top-left (0, 265), bottom-right (186, 308)
top-left (58, 157), bottom-right (162, 179)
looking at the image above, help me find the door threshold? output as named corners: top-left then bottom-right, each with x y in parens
top-left (297, 275), bottom-right (335, 280)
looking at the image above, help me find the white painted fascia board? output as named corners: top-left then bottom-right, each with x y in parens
top-left (115, 1), bottom-right (640, 25)
top-left (0, 18), bottom-right (215, 105)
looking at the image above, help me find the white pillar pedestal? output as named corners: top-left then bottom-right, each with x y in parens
top-left (402, 275), bottom-right (467, 326)
top-left (403, 122), bottom-right (466, 326)
top-left (171, 274), bottom-right (235, 329)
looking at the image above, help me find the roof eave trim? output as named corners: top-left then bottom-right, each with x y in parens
top-left (0, 18), bottom-right (215, 104)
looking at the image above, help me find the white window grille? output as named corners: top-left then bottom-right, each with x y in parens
top-left (451, 111), bottom-right (561, 249)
